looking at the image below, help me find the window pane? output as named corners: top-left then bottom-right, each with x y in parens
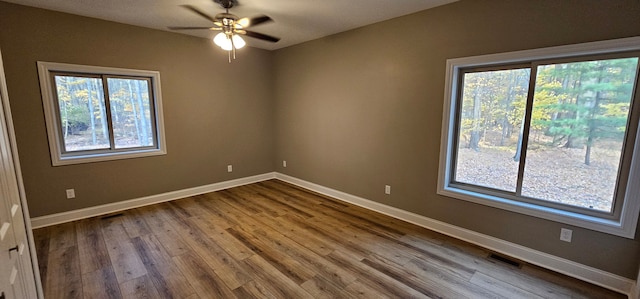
top-left (107, 78), bottom-right (154, 149)
top-left (54, 75), bottom-right (110, 152)
top-left (522, 58), bottom-right (639, 212)
top-left (454, 68), bottom-right (531, 191)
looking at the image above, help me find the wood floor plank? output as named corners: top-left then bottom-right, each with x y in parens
top-left (306, 213), bottom-right (415, 265)
top-left (466, 257), bottom-right (594, 298)
top-left (37, 180), bottom-right (626, 299)
top-left (101, 218), bottom-right (147, 284)
top-left (248, 184), bottom-right (318, 218)
top-left (48, 221), bottom-right (77, 252)
top-left (250, 226), bottom-right (358, 288)
top-left (219, 189), bottom-right (265, 215)
top-left (119, 274), bottom-right (162, 299)
top-left (521, 264), bottom-right (624, 299)
top-left (189, 215), bottom-right (254, 261)
top-left (33, 227), bottom-right (50, 292)
top-left (45, 245), bottom-right (83, 299)
top-left (201, 192), bottom-right (249, 226)
top-left (157, 202), bottom-right (252, 289)
top-left (193, 193), bottom-right (241, 227)
top-left (337, 217), bottom-right (480, 281)
top-left (138, 205), bottom-right (191, 257)
top-left (280, 213), bottom-right (369, 260)
top-left (232, 280), bottom-right (278, 299)
top-left (232, 185), bottom-right (306, 217)
top-left (241, 254), bottom-right (314, 298)
top-left (268, 180), bottom-right (435, 236)
top-left (257, 180), bottom-right (326, 205)
top-left (399, 234), bottom-right (510, 281)
top-left (362, 254), bottom-right (469, 298)
top-left (404, 256), bottom-right (505, 298)
top-left (166, 200), bottom-right (193, 219)
top-left (226, 226), bottom-right (316, 285)
top-left (470, 271), bottom-right (545, 299)
top-left (120, 209), bottom-right (152, 238)
top-left (170, 196), bottom-right (211, 218)
top-left (325, 249), bottom-right (430, 299)
top-left (173, 253), bottom-right (237, 299)
top-left (343, 279), bottom-right (393, 299)
top-left (204, 196), bottom-right (265, 231)
top-left (262, 180), bottom-right (349, 208)
top-left (312, 197), bottom-right (408, 239)
top-left (252, 213), bottom-right (334, 256)
top-left (81, 266), bottom-right (122, 299)
top-left (76, 218), bottom-right (111, 274)
top-left (131, 235), bottom-right (197, 298)
top-left (301, 274), bottom-right (353, 298)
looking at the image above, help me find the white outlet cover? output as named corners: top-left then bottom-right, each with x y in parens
top-left (227, 165), bottom-right (233, 172)
top-left (560, 228), bottom-right (572, 242)
top-left (66, 189), bottom-right (75, 199)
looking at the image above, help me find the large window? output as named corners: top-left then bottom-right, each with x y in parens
top-left (439, 37), bottom-right (640, 237)
top-left (38, 62), bottom-right (166, 165)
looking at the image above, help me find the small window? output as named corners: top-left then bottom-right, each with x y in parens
top-left (439, 37), bottom-right (640, 238)
top-left (38, 62), bottom-right (166, 165)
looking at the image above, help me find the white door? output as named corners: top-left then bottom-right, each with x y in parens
top-left (0, 48), bottom-right (40, 298)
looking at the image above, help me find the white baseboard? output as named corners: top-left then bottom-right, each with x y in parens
top-left (274, 173), bottom-right (635, 297)
top-left (632, 268), bottom-right (640, 299)
top-left (30, 172), bottom-right (276, 229)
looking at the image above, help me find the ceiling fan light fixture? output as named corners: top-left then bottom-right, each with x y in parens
top-left (232, 34), bottom-right (246, 49)
top-left (213, 32), bottom-right (245, 51)
top-left (213, 32), bottom-right (230, 49)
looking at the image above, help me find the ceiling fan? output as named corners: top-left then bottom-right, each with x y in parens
top-left (168, 0), bottom-right (280, 62)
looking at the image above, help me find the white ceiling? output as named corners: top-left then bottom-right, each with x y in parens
top-left (3, 0), bottom-right (457, 50)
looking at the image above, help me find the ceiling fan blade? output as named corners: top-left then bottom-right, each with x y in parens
top-left (241, 30), bottom-right (280, 43)
top-left (181, 5), bottom-right (217, 23)
top-left (168, 26), bottom-right (216, 30)
top-left (237, 15), bottom-right (273, 28)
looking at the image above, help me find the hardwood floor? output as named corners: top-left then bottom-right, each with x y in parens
top-left (33, 180), bottom-right (625, 299)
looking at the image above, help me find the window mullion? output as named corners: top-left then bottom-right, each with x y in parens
top-left (515, 64), bottom-right (539, 196)
top-left (101, 76), bottom-right (116, 150)
top-left (49, 72), bottom-right (69, 154)
top-left (449, 69), bottom-right (468, 184)
top-left (144, 78), bottom-right (158, 148)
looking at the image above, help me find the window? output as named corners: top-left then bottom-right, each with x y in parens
top-left (439, 37), bottom-right (640, 237)
top-left (38, 62), bottom-right (166, 165)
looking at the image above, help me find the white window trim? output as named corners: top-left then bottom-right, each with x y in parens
top-left (438, 37), bottom-right (640, 238)
top-left (37, 62), bottom-right (167, 166)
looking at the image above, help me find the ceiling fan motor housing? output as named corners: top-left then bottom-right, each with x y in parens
top-left (215, 0), bottom-right (238, 9)
top-left (215, 13), bottom-right (238, 21)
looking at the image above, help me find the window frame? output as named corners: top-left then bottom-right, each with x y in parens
top-left (438, 37), bottom-right (640, 238)
top-left (38, 62), bottom-right (166, 166)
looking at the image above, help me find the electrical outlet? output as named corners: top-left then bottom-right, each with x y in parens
top-left (227, 165), bottom-right (233, 172)
top-left (385, 185), bottom-right (391, 195)
top-left (283, 160), bottom-right (287, 167)
top-left (560, 228), bottom-right (572, 242)
top-left (66, 189), bottom-right (75, 199)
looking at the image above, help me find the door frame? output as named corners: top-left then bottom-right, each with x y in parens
top-left (0, 48), bottom-right (44, 298)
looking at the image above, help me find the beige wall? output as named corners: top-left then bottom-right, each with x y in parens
top-left (0, 2), bottom-right (275, 217)
top-left (273, 0), bottom-right (640, 278)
